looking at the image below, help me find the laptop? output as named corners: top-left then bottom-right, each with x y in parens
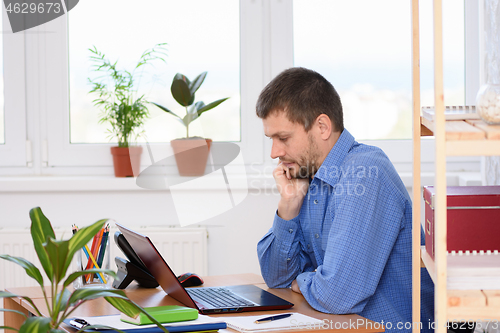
top-left (116, 223), bottom-right (294, 314)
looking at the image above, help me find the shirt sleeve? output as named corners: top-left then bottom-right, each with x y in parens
top-left (296, 168), bottom-right (407, 314)
top-left (257, 211), bottom-right (314, 289)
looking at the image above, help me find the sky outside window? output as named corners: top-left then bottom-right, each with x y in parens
top-left (0, 10), bottom-right (4, 145)
top-left (293, 0), bottom-right (464, 140)
top-left (68, 0), bottom-right (240, 144)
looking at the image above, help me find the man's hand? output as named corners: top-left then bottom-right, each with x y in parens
top-left (291, 280), bottom-right (302, 294)
top-left (274, 163), bottom-right (309, 220)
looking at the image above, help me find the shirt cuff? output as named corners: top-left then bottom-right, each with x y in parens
top-left (272, 210), bottom-right (300, 242)
top-left (296, 271), bottom-right (314, 293)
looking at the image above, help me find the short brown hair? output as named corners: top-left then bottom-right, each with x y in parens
top-left (256, 67), bottom-right (344, 132)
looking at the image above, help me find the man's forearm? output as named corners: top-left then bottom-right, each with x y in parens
top-left (257, 215), bottom-right (307, 288)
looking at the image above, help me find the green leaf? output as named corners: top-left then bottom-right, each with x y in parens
top-left (0, 326), bottom-right (19, 332)
top-left (0, 255), bottom-right (44, 287)
top-left (0, 308), bottom-right (28, 319)
top-left (151, 102), bottom-right (181, 119)
top-left (189, 72), bottom-right (207, 96)
top-left (190, 101), bottom-right (205, 114)
top-left (0, 291), bottom-right (18, 298)
top-left (67, 288), bottom-right (129, 308)
top-left (182, 112), bottom-right (199, 127)
top-left (64, 269), bottom-right (117, 289)
top-left (105, 295), bottom-right (138, 317)
top-left (43, 238), bottom-right (70, 284)
top-left (171, 76), bottom-right (193, 107)
top-left (173, 73), bottom-right (190, 86)
top-left (19, 316), bottom-right (51, 333)
top-left (29, 207), bottom-right (55, 282)
top-left (64, 219), bottom-right (107, 279)
top-left (49, 329), bottom-right (65, 333)
top-left (0, 292), bottom-right (43, 317)
top-left (196, 97), bottom-right (229, 117)
top-left (53, 288), bottom-right (71, 317)
top-left (105, 297), bottom-right (169, 333)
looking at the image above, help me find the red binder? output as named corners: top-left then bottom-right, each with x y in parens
top-left (423, 185), bottom-right (500, 260)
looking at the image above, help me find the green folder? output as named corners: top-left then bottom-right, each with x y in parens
top-left (120, 305), bottom-right (198, 325)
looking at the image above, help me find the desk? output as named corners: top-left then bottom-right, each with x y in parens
top-left (4, 274), bottom-right (383, 332)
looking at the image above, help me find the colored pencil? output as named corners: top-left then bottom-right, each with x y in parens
top-left (82, 244), bottom-right (106, 284)
top-left (85, 230), bottom-right (100, 271)
top-left (72, 225), bottom-right (86, 285)
top-left (97, 225), bottom-right (109, 269)
top-left (87, 228), bottom-right (104, 282)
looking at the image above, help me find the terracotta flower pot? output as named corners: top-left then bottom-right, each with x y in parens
top-left (110, 146), bottom-right (143, 177)
top-left (170, 138), bottom-right (212, 176)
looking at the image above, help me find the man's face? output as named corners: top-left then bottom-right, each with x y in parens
top-left (263, 111), bottom-right (320, 179)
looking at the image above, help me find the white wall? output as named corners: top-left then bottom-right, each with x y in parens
top-left (0, 181), bottom-right (280, 277)
top-left (0, 170), bottom-right (481, 278)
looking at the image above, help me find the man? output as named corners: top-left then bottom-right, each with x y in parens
top-left (256, 67), bottom-right (434, 332)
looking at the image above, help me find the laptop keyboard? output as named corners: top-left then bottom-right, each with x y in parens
top-left (187, 287), bottom-right (256, 308)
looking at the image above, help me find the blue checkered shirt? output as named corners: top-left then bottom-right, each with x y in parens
top-left (257, 129), bottom-right (434, 332)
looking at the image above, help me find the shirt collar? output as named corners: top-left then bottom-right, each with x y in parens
top-left (313, 129), bottom-right (355, 186)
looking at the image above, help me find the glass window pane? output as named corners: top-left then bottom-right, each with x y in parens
top-left (0, 11), bottom-right (4, 145)
top-left (68, 0), bottom-right (240, 144)
top-left (293, 0), bottom-right (464, 140)
top-left (420, 0), bottom-right (465, 107)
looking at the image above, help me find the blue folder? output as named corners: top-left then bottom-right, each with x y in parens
top-left (64, 316), bottom-right (227, 332)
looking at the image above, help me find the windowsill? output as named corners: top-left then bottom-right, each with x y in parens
top-left (0, 172), bottom-right (482, 193)
top-left (0, 174), bottom-right (268, 192)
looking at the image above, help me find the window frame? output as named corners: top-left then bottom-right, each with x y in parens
top-left (0, 8), bottom-right (27, 169)
top-left (0, 0), bottom-right (483, 176)
top-left (42, 0), bottom-right (265, 175)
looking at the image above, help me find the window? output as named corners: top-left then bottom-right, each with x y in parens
top-left (0, 10), bottom-right (4, 145)
top-left (0, 0), bottom-right (480, 174)
top-left (43, 0), bottom-right (264, 172)
top-left (68, 0), bottom-right (240, 144)
top-left (0, 7), bottom-right (27, 168)
top-left (293, 0), bottom-right (465, 141)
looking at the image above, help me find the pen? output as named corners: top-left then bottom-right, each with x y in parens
top-left (69, 318), bottom-right (89, 329)
top-left (254, 313), bottom-right (292, 324)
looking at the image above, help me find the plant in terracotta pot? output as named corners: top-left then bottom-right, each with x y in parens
top-left (152, 72), bottom-right (229, 176)
top-left (0, 207), bottom-right (168, 333)
top-left (88, 43), bottom-right (167, 177)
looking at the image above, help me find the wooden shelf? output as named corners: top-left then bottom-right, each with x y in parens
top-left (420, 247), bottom-right (500, 320)
top-left (420, 117), bottom-right (500, 156)
top-left (447, 290), bottom-right (500, 321)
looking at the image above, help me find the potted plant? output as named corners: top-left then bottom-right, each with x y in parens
top-left (152, 72), bottom-right (229, 176)
top-left (0, 207), bottom-right (168, 332)
top-left (88, 43), bottom-right (167, 177)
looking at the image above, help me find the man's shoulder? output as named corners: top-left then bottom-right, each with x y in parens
top-left (343, 143), bottom-right (408, 198)
top-left (344, 142), bottom-right (393, 169)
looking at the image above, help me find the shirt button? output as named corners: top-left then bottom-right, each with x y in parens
top-left (314, 199), bottom-right (319, 204)
top-left (307, 244), bottom-right (311, 249)
top-left (315, 234), bottom-right (320, 238)
top-left (286, 258), bottom-right (291, 262)
top-left (289, 229), bottom-right (293, 233)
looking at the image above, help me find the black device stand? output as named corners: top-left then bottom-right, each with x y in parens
top-left (112, 231), bottom-right (159, 289)
top-left (112, 257), bottom-right (159, 289)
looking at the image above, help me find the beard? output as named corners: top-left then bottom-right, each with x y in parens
top-left (281, 134), bottom-right (320, 179)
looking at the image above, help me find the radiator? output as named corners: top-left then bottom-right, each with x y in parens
top-left (0, 226), bottom-right (208, 291)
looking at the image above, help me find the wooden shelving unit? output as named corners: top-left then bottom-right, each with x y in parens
top-left (411, 0), bottom-right (500, 331)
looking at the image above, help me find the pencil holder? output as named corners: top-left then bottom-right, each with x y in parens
top-left (73, 232), bottom-right (112, 289)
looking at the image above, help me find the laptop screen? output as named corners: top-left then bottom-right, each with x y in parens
top-left (116, 223), bottom-right (199, 310)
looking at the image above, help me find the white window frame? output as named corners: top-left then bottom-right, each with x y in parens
top-left (0, 0), bottom-right (483, 176)
top-left (285, 0), bottom-right (481, 173)
top-left (0, 8), bottom-right (27, 169)
top-left (40, 0), bottom-right (266, 175)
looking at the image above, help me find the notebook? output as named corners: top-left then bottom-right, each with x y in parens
top-left (224, 313), bottom-right (324, 333)
top-left (116, 223), bottom-right (294, 314)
